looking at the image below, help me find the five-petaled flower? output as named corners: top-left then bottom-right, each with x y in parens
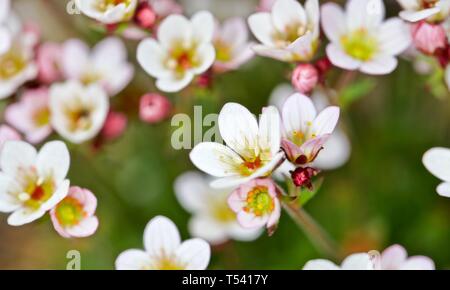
top-left (0, 141), bottom-right (70, 226)
top-left (137, 11), bottom-right (216, 92)
top-left (322, 0), bottom-right (411, 75)
top-left (50, 186), bottom-right (99, 238)
top-left (190, 103), bottom-right (284, 188)
top-left (248, 0), bottom-right (320, 62)
top-left (115, 215), bottom-right (211, 270)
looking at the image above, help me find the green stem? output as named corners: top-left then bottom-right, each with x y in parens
top-left (282, 200), bottom-right (340, 260)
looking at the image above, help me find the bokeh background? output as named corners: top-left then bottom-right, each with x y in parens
top-left (1, 0), bottom-right (450, 269)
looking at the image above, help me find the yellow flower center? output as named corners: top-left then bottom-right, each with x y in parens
top-left (212, 201), bottom-right (236, 222)
top-left (33, 107), bottom-right (51, 127)
top-left (214, 40), bottom-right (233, 62)
top-left (17, 170), bottom-right (55, 210)
top-left (64, 104), bottom-right (93, 132)
top-left (165, 40), bottom-right (200, 76)
top-left (341, 29), bottom-right (378, 61)
top-left (80, 71), bottom-right (102, 86)
top-left (0, 51), bottom-right (26, 80)
top-left (96, 0), bottom-right (132, 12)
top-left (55, 197), bottom-right (86, 227)
top-left (244, 186), bottom-right (274, 217)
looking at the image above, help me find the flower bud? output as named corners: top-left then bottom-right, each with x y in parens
top-left (139, 93), bottom-right (172, 124)
top-left (412, 21), bottom-right (447, 55)
top-left (101, 111), bottom-right (127, 140)
top-left (134, 2), bottom-right (157, 29)
top-left (290, 167), bottom-right (319, 189)
top-left (291, 64), bottom-right (319, 94)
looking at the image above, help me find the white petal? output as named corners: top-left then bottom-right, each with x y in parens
top-left (65, 216), bottom-right (99, 238)
top-left (399, 256), bottom-right (435, 270)
top-left (190, 142), bottom-right (243, 177)
top-left (271, 0), bottom-right (307, 33)
top-left (378, 18), bottom-right (412, 56)
top-left (287, 32), bottom-right (315, 61)
top-left (137, 38), bottom-right (171, 79)
top-left (92, 37), bottom-right (127, 68)
top-left (189, 215), bottom-right (229, 245)
top-left (437, 182), bottom-right (450, 198)
top-left (218, 103), bottom-right (259, 158)
top-left (176, 238), bottom-right (211, 270)
top-left (248, 13), bottom-right (276, 46)
top-left (0, 0), bottom-right (10, 22)
top-left (0, 173), bottom-right (20, 212)
top-left (346, 0), bottom-right (385, 30)
top-left (158, 14), bottom-right (191, 50)
top-left (360, 55), bottom-right (398, 75)
top-left (303, 259), bottom-right (340, 270)
top-left (399, 8), bottom-right (440, 22)
top-left (282, 93), bottom-right (317, 136)
top-left (144, 216), bottom-right (181, 257)
top-left (156, 72), bottom-right (194, 93)
top-left (321, 3), bottom-right (346, 43)
top-left (252, 44), bottom-right (294, 61)
top-left (423, 147), bottom-right (450, 182)
top-left (341, 253), bottom-right (375, 270)
top-left (219, 17), bottom-right (248, 50)
top-left (190, 43), bottom-right (215, 75)
top-left (0, 141), bottom-right (37, 176)
top-left (0, 27), bottom-right (11, 54)
top-left (312, 106), bottom-right (340, 137)
top-left (41, 179), bottom-right (70, 212)
top-left (381, 244), bottom-right (407, 270)
top-left (7, 208), bottom-right (46, 226)
top-left (268, 83), bottom-right (295, 110)
top-left (62, 39), bottom-right (90, 79)
top-left (258, 106), bottom-right (281, 157)
top-left (313, 129), bottom-right (351, 170)
top-left (115, 249), bottom-right (151, 270)
top-left (326, 44), bottom-right (362, 71)
top-left (36, 141), bottom-right (70, 182)
top-left (174, 171), bottom-right (209, 213)
top-left (227, 222), bottom-right (263, 242)
top-left (191, 11), bottom-right (214, 44)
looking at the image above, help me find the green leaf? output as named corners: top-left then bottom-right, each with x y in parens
top-left (339, 78), bottom-right (377, 108)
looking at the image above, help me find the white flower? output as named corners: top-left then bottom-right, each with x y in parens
top-left (248, 0), bottom-right (320, 62)
top-left (213, 17), bottom-right (254, 72)
top-left (397, 0), bottom-right (450, 22)
top-left (378, 244), bottom-right (435, 270)
top-left (0, 30), bottom-right (38, 99)
top-left (62, 37), bottom-right (134, 96)
top-left (137, 11), bottom-right (216, 92)
top-left (190, 103), bottom-right (284, 189)
top-left (0, 141), bottom-right (70, 226)
top-left (303, 253), bottom-right (376, 270)
top-left (50, 81), bottom-right (109, 144)
top-left (321, 0), bottom-right (411, 75)
top-left (115, 216), bottom-right (211, 270)
top-left (175, 171), bottom-right (262, 245)
top-left (75, 0), bottom-right (138, 24)
top-left (422, 147), bottom-right (450, 197)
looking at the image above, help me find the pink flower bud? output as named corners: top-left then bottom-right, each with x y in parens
top-left (412, 21), bottom-right (447, 55)
top-left (134, 2), bottom-right (157, 29)
top-left (101, 111), bottom-right (127, 140)
top-left (291, 64), bottom-right (319, 94)
top-left (37, 43), bottom-right (63, 84)
top-left (139, 93), bottom-right (172, 124)
top-left (290, 167), bottom-right (319, 189)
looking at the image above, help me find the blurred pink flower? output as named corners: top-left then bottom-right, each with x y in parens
top-left (213, 17), bottom-right (254, 72)
top-left (101, 111), bottom-right (127, 140)
top-left (291, 64), bottom-right (319, 94)
top-left (257, 0), bottom-right (276, 12)
top-left (228, 178), bottom-right (281, 230)
top-left (50, 186), bottom-right (99, 239)
top-left (139, 93), bottom-right (172, 123)
top-left (412, 21), bottom-right (447, 55)
top-left (378, 244), bottom-right (435, 270)
top-left (0, 124), bottom-right (21, 150)
top-left (135, 2), bottom-right (157, 29)
top-left (5, 88), bottom-right (52, 144)
top-left (37, 42), bottom-right (63, 84)
top-left (61, 37), bottom-right (134, 96)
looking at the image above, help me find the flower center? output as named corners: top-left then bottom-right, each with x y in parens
top-left (18, 171), bottom-right (55, 210)
top-left (239, 155), bottom-right (263, 176)
top-left (96, 0), bottom-right (132, 12)
top-left (65, 105), bottom-right (93, 132)
top-left (33, 107), bottom-right (51, 127)
top-left (150, 257), bottom-right (184, 270)
top-left (244, 186), bottom-right (274, 217)
top-left (273, 22), bottom-right (308, 47)
top-left (214, 40), bottom-right (232, 62)
top-left (165, 41), bottom-right (200, 76)
top-left (80, 70), bottom-right (103, 86)
top-left (341, 29), bottom-right (378, 61)
top-left (212, 201), bottom-right (236, 222)
top-left (0, 51), bottom-right (26, 80)
top-left (55, 197), bottom-right (86, 227)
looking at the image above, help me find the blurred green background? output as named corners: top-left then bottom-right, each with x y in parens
top-left (0, 0), bottom-right (449, 269)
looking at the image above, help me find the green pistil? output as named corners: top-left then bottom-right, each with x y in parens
top-left (55, 197), bottom-right (85, 227)
top-left (244, 186), bottom-right (274, 216)
top-left (341, 29), bottom-right (378, 61)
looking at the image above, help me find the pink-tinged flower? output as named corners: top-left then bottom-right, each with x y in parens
top-left (0, 125), bottom-right (21, 150)
top-left (149, 0), bottom-right (182, 18)
top-left (377, 244), bottom-right (435, 270)
top-left (257, 0), bottom-right (276, 12)
top-left (322, 0), bottom-right (411, 75)
top-left (175, 171), bottom-right (262, 245)
top-left (5, 88), bottom-right (52, 144)
top-left (101, 111), bottom-right (127, 140)
top-left (248, 0), bottom-right (320, 62)
top-left (50, 186), bottom-right (99, 238)
top-left (0, 141), bottom-right (70, 226)
top-left (397, 0), bottom-right (450, 22)
top-left (61, 37), bottom-right (134, 96)
top-left (75, 0), bottom-right (138, 24)
top-left (190, 103), bottom-right (284, 189)
top-left (228, 178), bottom-right (281, 230)
top-left (281, 93), bottom-right (340, 165)
top-left (213, 17), bottom-right (254, 72)
top-left (291, 64), bottom-right (319, 94)
top-left (137, 11), bottom-right (216, 92)
top-left (50, 81), bottom-right (109, 144)
top-left (139, 93), bottom-right (172, 124)
top-left (115, 216), bottom-right (210, 270)
top-left (412, 21), bottom-right (447, 55)
top-left (304, 252), bottom-right (377, 270)
top-left (36, 42), bottom-right (63, 84)
top-left (422, 147), bottom-right (450, 197)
